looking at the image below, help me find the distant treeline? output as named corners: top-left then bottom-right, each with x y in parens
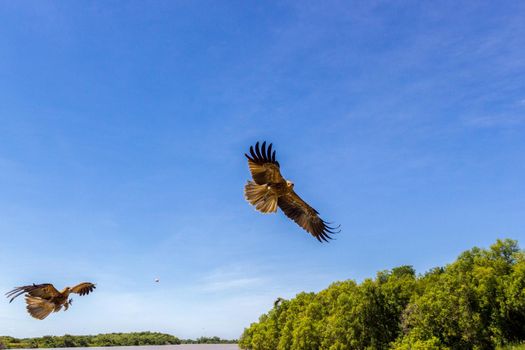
top-left (239, 239), bottom-right (525, 350)
top-left (0, 333), bottom-right (236, 349)
top-left (182, 336), bottom-right (237, 344)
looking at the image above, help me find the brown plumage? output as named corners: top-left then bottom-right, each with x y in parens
top-left (244, 141), bottom-right (340, 242)
top-left (6, 282), bottom-right (96, 320)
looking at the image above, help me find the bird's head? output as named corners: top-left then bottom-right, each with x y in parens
top-left (286, 180), bottom-right (294, 189)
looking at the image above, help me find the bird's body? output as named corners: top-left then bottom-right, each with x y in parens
top-left (244, 141), bottom-right (339, 242)
top-left (6, 282), bottom-right (95, 320)
top-left (274, 297), bottom-right (285, 308)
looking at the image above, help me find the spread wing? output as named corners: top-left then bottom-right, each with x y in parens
top-left (245, 141), bottom-right (285, 185)
top-left (26, 296), bottom-right (56, 320)
top-left (70, 282), bottom-right (96, 296)
top-left (278, 191), bottom-right (339, 242)
top-left (6, 283), bottom-right (60, 303)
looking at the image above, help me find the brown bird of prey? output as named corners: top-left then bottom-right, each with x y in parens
top-left (244, 141), bottom-right (339, 242)
top-left (6, 282), bottom-right (96, 320)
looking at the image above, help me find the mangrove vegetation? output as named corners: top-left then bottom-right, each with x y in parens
top-left (239, 239), bottom-right (525, 350)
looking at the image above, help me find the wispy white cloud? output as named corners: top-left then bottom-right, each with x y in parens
top-left (0, 285), bottom-right (277, 339)
top-left (200, 277), bottom-right (264, 292)
top-left (198, 266), bottom-right (266, 292)
top-left (464, 114), bottom-right (525, 128)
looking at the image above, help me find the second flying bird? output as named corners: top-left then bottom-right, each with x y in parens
top-left (244, 141), bottom-right (339, 242)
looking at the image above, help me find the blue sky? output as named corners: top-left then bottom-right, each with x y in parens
top-left (0, 0), bottom-right (524, 339)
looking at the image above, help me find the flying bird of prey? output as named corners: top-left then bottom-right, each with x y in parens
top-left (244, 141), bottom-right (339, 242)
top-left (6, 282), bottom-right (96, 320)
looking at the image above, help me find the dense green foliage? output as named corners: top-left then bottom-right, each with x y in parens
top-left (0, 332), bottom-right (180, 348)
top-left (182, 336), bottom-right (238, 344)
top-left (498, 344), bottom-right (525, 350)
top-left (239, 239), bottom-right (525, 350)
top-left (0, 333), bottom-right (239, 348)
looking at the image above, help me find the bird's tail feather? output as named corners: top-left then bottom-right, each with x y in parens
top-left (244, 181), bottom-right (278, 213)
top-left (25, 296), bottom-right (55, 320)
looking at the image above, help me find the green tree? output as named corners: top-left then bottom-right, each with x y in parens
top-left (239, 239), bottom-right (525, 350)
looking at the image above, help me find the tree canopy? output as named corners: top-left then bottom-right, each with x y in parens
top-left (0, 332), bottom-right (180, 349)
top-left (239, 239), bottom-right (525, 350)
